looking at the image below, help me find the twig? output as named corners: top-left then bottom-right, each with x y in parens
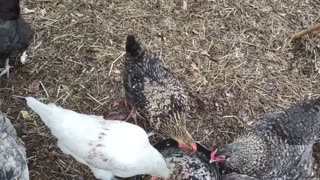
top-left (197, 129), bottom-right (214, 143)
top-left (40, 81), bottom-right (49, 98)
top-left (87, 93), bottom-right (104, 106)
top-left (290, 23), bottom-right (320, 41)
top-left (108, 52), bottom-right (125, 76)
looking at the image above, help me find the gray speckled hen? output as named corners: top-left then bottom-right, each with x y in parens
top-left (0, 113), bottom-right (29, 180)
top-left (221, 173), bottom-right (258, 180)
top-left (122, 35), bottom-right (197, 153)
top-left (210, 98), bottom-right (320, 180)
top-left (0, 0), bottom-right (34, 78)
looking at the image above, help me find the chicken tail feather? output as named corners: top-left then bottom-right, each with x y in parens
top-left (125, 35), bottom-right (145, 59)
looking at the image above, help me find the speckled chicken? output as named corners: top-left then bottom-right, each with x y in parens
top-left (0, 0), bottom-right (34, 78)
top-left (122, 35), bottom-right (197, 153)
top-left (0, 113), bottom-right (29, 180)
top-left (210, 98), bottom-right (320, 179)
top-left (221, 173), bottom-right (258, 180)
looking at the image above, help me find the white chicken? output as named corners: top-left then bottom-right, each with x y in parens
top-left (25, 97), bottom-right (170, 180)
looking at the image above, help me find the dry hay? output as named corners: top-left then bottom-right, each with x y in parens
top-left (0, 0), bottom-right (320, 179)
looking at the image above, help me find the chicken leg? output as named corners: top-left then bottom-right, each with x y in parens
top-left (0, 58), bottom-right (12, 78)
top-left (125, 107), bottom-right (139, 124)
top-left (124, 100), bottom-right (145, 124)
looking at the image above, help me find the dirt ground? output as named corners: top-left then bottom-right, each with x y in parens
top-left (0, 0), bottom-right (320, 179)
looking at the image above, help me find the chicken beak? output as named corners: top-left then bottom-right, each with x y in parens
top-left (210, 149), bottom-right (226, 163)
top-left (191, 143), bottom-right (197, 153)
top-left (210, 149), bottom-right (218, 163)
top-left (178, 142), bottom-right (197, 153)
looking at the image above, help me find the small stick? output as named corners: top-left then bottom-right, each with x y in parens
top-left (87, 93), bottom-right (104, 106)
top-left (40, 81), bottom-right (49, 98)
top-left (290, 23), bottom-right (320, 41)
top-left (108, 52), bottom-right (125, 77)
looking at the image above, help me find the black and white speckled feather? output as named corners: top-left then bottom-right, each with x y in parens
top-left (156, 144), bottom-right (219, 180)
top-left (0, 0), bottom-right (34, 78)
top-left (213, 98), bottom-right (320, 179)
top-left (0, 114), bottom-right (29, 180)
top-left (122, 35), bottom-right (196, 152)
top-left (221, 173), bottom-right (258, 180)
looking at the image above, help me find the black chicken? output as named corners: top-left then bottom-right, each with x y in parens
top-left (0, 0), bottom-right (33, 78)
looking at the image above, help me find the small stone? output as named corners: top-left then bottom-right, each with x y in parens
top-left (20, 111), bottom-right (30, 119)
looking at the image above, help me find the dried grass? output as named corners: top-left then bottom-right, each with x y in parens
top-left (0, 0), bottom-right (320, 179)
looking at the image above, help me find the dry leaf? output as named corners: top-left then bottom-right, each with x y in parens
top-left (29, 81), bottom-right (40, 92)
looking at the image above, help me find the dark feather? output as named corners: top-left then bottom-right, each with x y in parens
top-left (216, 98), bottom-right (320, 179)
top-left (122, 35), bottom-right (195, 150)
top-left (221, 173), bottom-right (258, 180)
top-left (125, 35), bottom-right (142, 58)
top-left (0, 0), bottom-right (33, 69)
top-left (0, 114), bottom-right (29, 180)
top-left (0, 0), bottom-right (20, 20)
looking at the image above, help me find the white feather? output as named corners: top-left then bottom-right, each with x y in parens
top-left (20, 51), bottom-right (28, 64)
top-left (25, 97), bottom-right (170, 180)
